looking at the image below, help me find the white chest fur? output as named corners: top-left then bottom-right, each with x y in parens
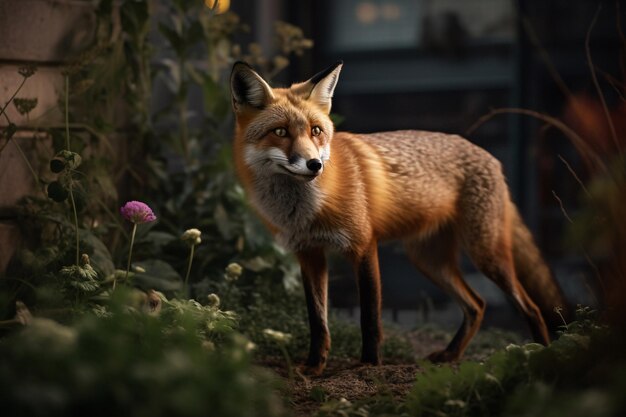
top-left (250, 175), bottom-right (351, 251)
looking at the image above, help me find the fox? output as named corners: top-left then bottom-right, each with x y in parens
top-left (229, 61), bottom-right (570, 375)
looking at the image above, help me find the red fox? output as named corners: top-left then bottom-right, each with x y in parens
top-left (230, 61), bottom-right (569, 375)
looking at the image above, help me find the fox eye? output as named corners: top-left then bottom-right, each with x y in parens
top-left (274, 127), bottom-right (288, 137)
top-left (311, 126), bottom-right (322, 136)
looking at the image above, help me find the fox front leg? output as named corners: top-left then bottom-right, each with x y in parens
top-left (353, 241), bottom-right (383, 365)
top-left (296, 248), bottom-right (330, 375)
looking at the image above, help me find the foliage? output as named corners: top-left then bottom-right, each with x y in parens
top-left (160, 296), bottom-right (237, 342)
top-left (0, 291), bottom-right (284, 417)
top-left (1, 0), bottom-right (313, 310)
top-left (463, 327), bottom-right (522, 360)
top-left (60, 255), bottom-right (100, 297)
top-left (120, 0), bottom-right (315, 294)
top-left (209, 274), bottom-right (415, 362)
top-left (407, 309), bottom-right (617, 417)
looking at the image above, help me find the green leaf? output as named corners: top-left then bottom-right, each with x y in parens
top-left (197, 72), bottom-right (229, 120)
top-left (240, 256), bottom-right (273, 272)
top-left (141, 231), bottom-right (178, 255)
top-left (159, 58), bottom-right (182, 93)
top-left (132, 259), bottom-right (182, 293)
top-left (186, 20), bottom-right (205, 45)
top-left (120, 0), bottom-right (149, 32)
top-left (80, 230), bottom-right (115, 277)
top-left (159, 23), bottom-right (185, 56)
top-left (60, 264), bottom-right (100, 293)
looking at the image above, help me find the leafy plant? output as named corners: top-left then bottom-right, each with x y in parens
top-left (0, 292), bottom-right (284, 417)
top-left (404, 307), bottom-right (626, 417)
top-left (1, 0), bottom-right (313, 313)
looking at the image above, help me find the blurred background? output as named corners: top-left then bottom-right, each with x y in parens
top-left (1, 0), bottom-right (624, 334)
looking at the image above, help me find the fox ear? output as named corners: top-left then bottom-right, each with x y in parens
top-left (230, 62), bottom-right (275, 111)
top-left (294, 61), bottom-right (343, 113)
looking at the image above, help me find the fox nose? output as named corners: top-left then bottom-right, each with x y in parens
top-left (306, 158), bottom-right (323, 173)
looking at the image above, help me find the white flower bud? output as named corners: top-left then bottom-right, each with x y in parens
top-left (225, 262), bottom-right (243, 281)
top-left (207, 293), bottom-right (220, 308)
top-left (262, 328), bottom-right (292, 343)
top-left (181, 228), bottom-right (202, 243)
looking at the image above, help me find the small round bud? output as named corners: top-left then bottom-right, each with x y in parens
top-left (225, 262), bottom-right (243, 281)
top-left (207, 293), bottom-right (220, 308)
top-left (181, 228), bottom-right (202, 245)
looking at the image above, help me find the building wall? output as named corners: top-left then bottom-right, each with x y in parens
top-left (0, 0), bottom-right (96, 271)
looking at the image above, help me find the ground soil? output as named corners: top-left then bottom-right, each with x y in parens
top-left (259, 327), bottom-right (521, 416)
top-left (262, 357), bottom-right (420, 417)
top-left (259, 330), bottom-right (449, 417)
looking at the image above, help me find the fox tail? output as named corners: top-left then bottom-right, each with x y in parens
top-left (510, 203), bottom-right (572, 331)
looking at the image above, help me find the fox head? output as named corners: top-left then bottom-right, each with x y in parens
top-left (230, 61), bottom-right (342, 182)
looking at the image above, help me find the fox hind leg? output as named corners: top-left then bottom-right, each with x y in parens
top-left (467, 243), bottom-right (550, 345)
top-left (461, 201), bottom-right (550, 345)
top-left (405, 225), bottom-right (486, 362)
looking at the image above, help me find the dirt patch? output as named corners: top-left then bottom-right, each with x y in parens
top-left (257, 330), bottom-right (441, 416)
top-left (258, 327), bottom-right (521, 416)
top-left (261, 357), bottom-right (420, 417)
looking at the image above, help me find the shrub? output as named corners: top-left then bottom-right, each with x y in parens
top-left (0, 292), bottom-right (285, 417)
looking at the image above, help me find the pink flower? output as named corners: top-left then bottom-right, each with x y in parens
top-left (120, 201), bottom-right (157, 224)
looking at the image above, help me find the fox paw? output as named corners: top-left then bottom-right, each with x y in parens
top-left (427, 349), bottom-right (461, 363)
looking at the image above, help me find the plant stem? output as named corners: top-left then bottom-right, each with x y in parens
top-left (68, 185), bottom-right (80, 265)
top-left (65, 75), bottom-right (70, 150)
top-left (1, 74), bottom-right (43, 195)
top-left (184, 244), bottom-right (196, 295)
top-left (585, 6), bottom-right (620, 153)
top-left (554, 307), bottom-right (569, 331)
top-left (10, 138), bottom-right (42, 194)
top-left (95, 197), bottom-right (129, 239)
top-left (179, 94), bottom-right (189, 160)
top-left (178, 57), bottom-right (189, 161)
top-left (466, 107), bottom-right (608, 175)
top-left (121, 223), bottom-right (138, 290)
top-left (0, 319), bottom-right (20, 328)
top-left (279, 343), bottom-right (294, 381)
top-left (64, 75), bottom-right (80, 265)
